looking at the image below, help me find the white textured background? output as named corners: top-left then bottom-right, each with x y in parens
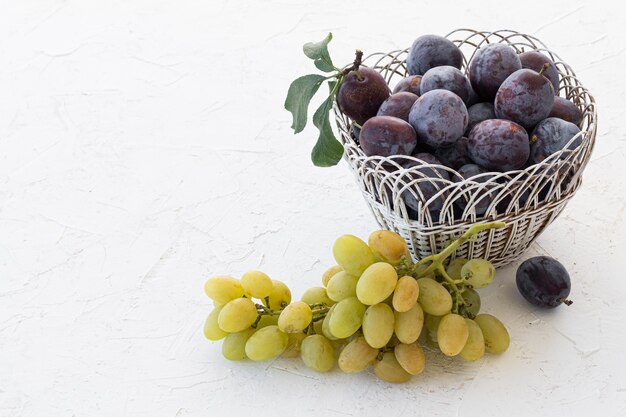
top-left (1, 1), bottom-right (625, 416)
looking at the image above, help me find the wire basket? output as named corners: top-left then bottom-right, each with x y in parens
top-left (334, 29), bottom-right (597, 267)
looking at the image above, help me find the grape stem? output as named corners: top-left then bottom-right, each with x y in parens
top-left (411, 221), bottom-right (506, 314)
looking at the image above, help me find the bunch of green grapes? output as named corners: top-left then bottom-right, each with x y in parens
top-left (203, 222), bottom-right (510, 383)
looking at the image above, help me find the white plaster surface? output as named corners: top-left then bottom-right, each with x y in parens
top-left (1, 1), bottom-right (625, 416)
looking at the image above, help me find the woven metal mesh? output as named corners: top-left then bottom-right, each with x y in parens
top-left (334, 29), bottom-right (597, 267)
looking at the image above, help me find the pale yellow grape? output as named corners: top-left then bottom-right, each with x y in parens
top-left (329, 297), bottom-right (366, 339)
top-left (332, 234), bottom-right (376, 276)
top-left (475, 314), bottom-right (510, 354)
top-left (244, 325), bottom-right (288, 361)
top-left (356, 262), bottom-right (398, 305)
top-left (394, 303), bottom-right (424, 344)
top-left (204, 308), bottom-right (228, 341)
top-left (362, 303), bottom-right (395, 348)
top-left (204, 276), bottom-right (244, 305)
top-left (368, 230), bottom-right (409, 265)
top-left (338, 336), bottom-right (378, 373)
top-left (437, 313), bottom-right (469, 356)
top-left (374, 352), bottom-right (412, 383)
top-left (460, 318), bottom-right (485, 362)
top-left (326, 271), bottom-right (359, 302)
top-left (268, 280), bottom-right (291, 310)
top-left (300, 334), bottom-right (335, 372)
top-left (461, 259), bottom-right (496, 289)
top-left (322, 265), bottom-right (343, 287)
top-left (394, 342), bottom-right (425, 375)
top-left (392, 276), bottom-right (419, 312)
top-left (222, 328), bottom-right (255, 361)
top-left (217, 297), bottom-right (258, 333)
top-left (321, 305), bottom-right (339, 340)
top-left (256, 314), bottom-right (278, 329)
top-left (241, 270), bottom-right (273, 299)
top-left (301, 287), bottom-right (335, 307)
top-left (278, 301), bottom-right (313, 333)
top-left (416, 278), bottom-right (452, 316)
top-left (446, 257), bottom-right (469, 280)
top-left (282, 332), bottom-right (307, 358)
top-left (330, 337), bottom-right (349, 353)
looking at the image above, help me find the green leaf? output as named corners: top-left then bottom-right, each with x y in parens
top-left (284, 74), bottom-right (327, 134)
top-left (303, 33), bottom-right (333, 60)
top-left (304, 33), bottom-right (335, 73)
top-left (310, 90), bottom-right (344, 167)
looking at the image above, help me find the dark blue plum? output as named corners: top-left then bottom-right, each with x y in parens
top-left (516, 256), bottom-right (572, 308)
top-left (549, 96), bottom-right (583, 125)
top-left (469, 43), bottom-right (521, 101)
top-left (401, 153), bottom-right (450, 213)
top-left (377, 92), bottom-right (419, 122)
top-left (359, 116), bottom-right (417, 157)
top-left (408, 89), bottom-right (468, 149)
top-left (468, 119), bottom-right (530, 171)
top-left (519, 51), bottom-right (560, 95)
top-left (434, 136), bottom-right (472, 170)
top-left (454, 164), bottom-right (495, 215)
top-left (529, 117), bottom-right (582, 164)
top-left (494, 68), bottom-right (555, 129)
top-left (420, 66), bottom-right (471, 103)
top-left (393, 75), bottom-right (422, 95)
top-left (466, 103), bottom-right (496, 135)
top-left (407, 35), bottom-right (463, 76)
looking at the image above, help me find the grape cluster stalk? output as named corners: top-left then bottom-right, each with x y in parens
top-left (203, 222), bottom-right (511, 383)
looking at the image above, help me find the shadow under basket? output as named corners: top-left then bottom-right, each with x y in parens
top-left (334, 29), bottom-right (597, 268)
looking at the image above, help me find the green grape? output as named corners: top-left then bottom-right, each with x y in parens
top-left (362, 303), bottom-right (395, 349)
top-left (278, 301), bottom-right (313, 333)
top-left (255, 314), bottom-right (279, 329)
top-left (424, 314), bottom-right (442, 346)
top-left (300, 334), bottom-right (335, 372)
top-left (326, 271), bottom-right (359, 302)
top-left (461, 259), bottom-right (496, 289)
top-left (301, 287), bottom-right (335, 307)
top-left (437, 313), bottom-right (469, 356)
top-left (218, 297), bottom-right (258, 333)
top-left (459, 318), bottom-right (485, 362)
top-left (322, 265), bottom-right (343, 287)
top-left (282, 332), bottom-right (307, 358)
top-left (374, 352), bottom-right (412, 383)
top-left (394, 342), bottom-right (425, 375)
top-left (329, 297), bottom-right (366, 339)
top-left (204, 276), bottom-right (244, 305)
top-left (356, 262), bottom-right (398, 305)
top-left (446, 257), bottom-right (469, 280)
top-left (394, 303), bottom-right (424, 344)
top-left (416, 278), bottom-right (452, 316)
top-left (474, 314), bottom-right (510, 354)
top-left (313, 318), bottom-right (324, 335)
top-left (368, 230), bottom-right (409, 265)
top-left (392, 275), bottom-right (419, 312)
top-left (413, 264), bottom-right (435, 280)
top-left (241, 270), bottom-right (273, 299)
top-left (332, 234), bottom-right (376, 276)
top-left (222, 328), bottom-right (255, 361)
top-left (338, 336), bottom-right (378, 373)
top-left (268, 280), bottom-right (291, 310)
top-left (244, 325), bottom-right (288, 361)
top-left (204, 308), bottom-right (228, 341)
top-left (461, 288), bottom-right (481, 317)
top-left (321, 304), bottom-right (339, 340)
top-left (330, 337), bottom-right (349, 353)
